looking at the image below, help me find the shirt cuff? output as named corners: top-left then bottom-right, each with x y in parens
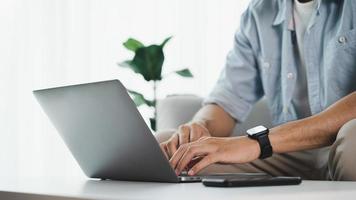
top-left (202, 87), bottom-right (253, 123)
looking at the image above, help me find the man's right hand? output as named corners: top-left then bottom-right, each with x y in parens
top-left (159, 120), bottom-right (211, 159)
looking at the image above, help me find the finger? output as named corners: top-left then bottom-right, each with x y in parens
top-left (159, 143), bottom-right (169, 160)
top-left (186, 156), bottom-right (204, 169)
top-left (176, 144), bottom-right (212, 174)
top-left (178, 125), bottom-right (190, 146)
top-left (189, 124), bottom-right (202, 142)
top-left (175, 146), bottom-right (200, 174)
top-left (188, 155), bottom-right (217, 176)
top-left (169, 144), bottom-right (189, 170)
top-left (166, 134), bottom-right (179, 158)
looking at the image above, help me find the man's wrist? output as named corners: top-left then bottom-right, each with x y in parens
top-left (244, 136), bottom-right (261, 160)
top-left (246, 126), bottom-right (273, 159)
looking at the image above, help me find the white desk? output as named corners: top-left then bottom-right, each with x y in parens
top-left (1, 177), bottom-right (356, 200)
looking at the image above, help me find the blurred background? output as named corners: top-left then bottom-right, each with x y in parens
top-left (0, 0), bottom-right (250, 179)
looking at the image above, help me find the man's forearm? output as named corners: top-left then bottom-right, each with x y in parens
top-left (192, 104), bottom-right (236, 137)
top-left (270, 92), bottom-right (356, 153)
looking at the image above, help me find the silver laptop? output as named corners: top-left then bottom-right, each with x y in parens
top-left (33, 80), bottom-right (267, 183)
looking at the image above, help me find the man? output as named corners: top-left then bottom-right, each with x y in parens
top-left (158, 0), bottom-right (356, 181)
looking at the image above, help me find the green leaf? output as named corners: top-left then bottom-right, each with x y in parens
top-left (118, 60), bottom-right (142, 75)
top-left (123, 38), bottom-right (144, 52)
top-left (120, 37), bottom-right (173, 81)
top-left (175, 68), bottom-right (193, 78)
top-left (149, 118), bottom-right (156, 131)
top-left (127, 90), bottom-right (155, 107)
top-left (129, 45), bottom-right (164, 81)
top-left (160, 36), bottom-right (172, 48)
top-left (118, 60), bottom-right (134, 69)
top-left (145, 100), bottom-right (155, 107)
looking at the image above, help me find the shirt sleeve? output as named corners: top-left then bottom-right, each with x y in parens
top-left (203, 6), bottom-right (263, 123)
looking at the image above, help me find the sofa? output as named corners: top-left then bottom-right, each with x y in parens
top-left (155, 95), bottom-right (273, 138)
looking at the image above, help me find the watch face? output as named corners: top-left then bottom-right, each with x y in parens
top-left (247, 125), bottom-right (268, 136)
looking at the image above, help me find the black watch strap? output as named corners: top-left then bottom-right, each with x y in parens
top-left (256, 134), bottom-right (273, 159)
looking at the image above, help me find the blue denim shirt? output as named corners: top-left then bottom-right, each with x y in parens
top-left (204, 0), bottom-right (356, 126)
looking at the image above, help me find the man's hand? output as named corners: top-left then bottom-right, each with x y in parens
top-left (169, 136), bottom-right (260, 175)
top-left (159, 121), bottom-right (211, 159)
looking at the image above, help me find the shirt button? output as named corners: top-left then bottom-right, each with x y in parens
top-left (287, 72), bottom-right (294, 79)
top-left (263, 62), bottom-right (270, 69)
top-left (338, 36), bottom-right (347, 44)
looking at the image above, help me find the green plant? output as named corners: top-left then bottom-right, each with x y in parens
top-left (118, 36), bottom-right (193, 131)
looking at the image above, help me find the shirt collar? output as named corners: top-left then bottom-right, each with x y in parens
top-left (272, 0), bottom-right (322, 27)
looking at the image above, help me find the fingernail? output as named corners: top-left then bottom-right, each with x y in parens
top-left (188, 169), bottom-right (194, 176)
top-left (175, 169), bottom-right (179, 175)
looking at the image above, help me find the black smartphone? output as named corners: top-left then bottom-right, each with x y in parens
top-left (202, 176), bottom-right (302, 187)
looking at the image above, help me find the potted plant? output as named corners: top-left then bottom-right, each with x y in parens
top-left (118, 37), bottom-right (193, 131)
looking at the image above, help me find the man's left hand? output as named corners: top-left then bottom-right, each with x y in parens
top-left (169, 136), bottom-right (261, 176)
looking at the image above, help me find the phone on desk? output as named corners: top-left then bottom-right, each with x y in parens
top-left (202, 176), bottom-right (302, 187)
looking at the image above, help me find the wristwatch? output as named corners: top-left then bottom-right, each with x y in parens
top-left (246, 125), bottom-right (273, 159)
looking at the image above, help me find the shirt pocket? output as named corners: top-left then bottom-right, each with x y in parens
top-left (324, 28), bottom-right (356, 95)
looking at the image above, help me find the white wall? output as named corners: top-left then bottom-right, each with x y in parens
top-left (0, 0), bottom-right (250, 178)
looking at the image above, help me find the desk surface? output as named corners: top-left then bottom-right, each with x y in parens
top-left (1, 177), bottom-right (356, 200)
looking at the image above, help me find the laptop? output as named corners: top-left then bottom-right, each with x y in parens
top-left (33, 80), bottom-right (268, 183)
